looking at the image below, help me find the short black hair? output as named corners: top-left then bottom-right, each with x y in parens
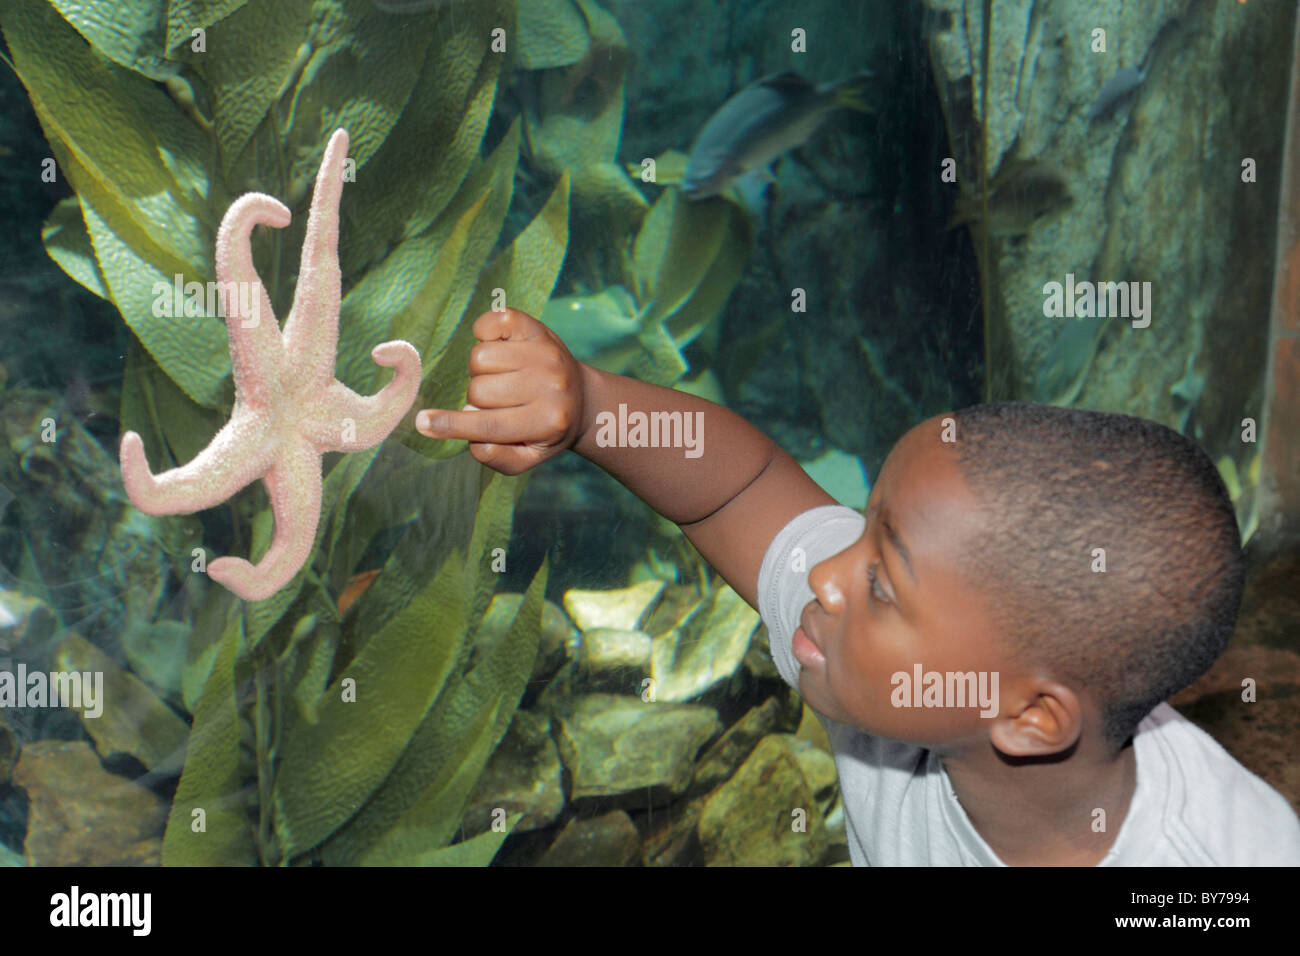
top-left (949, 401), bottom-right (1245, 750)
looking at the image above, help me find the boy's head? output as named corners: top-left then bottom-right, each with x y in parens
top-left (796, 401), bottom-right (1245, 756)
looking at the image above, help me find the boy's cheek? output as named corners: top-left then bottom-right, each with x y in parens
top-left (832, 654), bottom-right (999, 744)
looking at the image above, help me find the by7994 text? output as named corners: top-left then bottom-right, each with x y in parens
top-left (1132, 892), bottom-right (1249, 907)
top-left (1200, 892), bottom-right (1250, 904)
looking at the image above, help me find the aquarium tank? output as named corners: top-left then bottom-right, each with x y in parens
top-left (0, 0), bottom-right (1296, 869)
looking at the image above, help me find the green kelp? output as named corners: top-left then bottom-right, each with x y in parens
top-left (2, 0), bottom-right (572, 865)
top-left (540, 286), bottom-right (642, 370)
top-left (521, 0), bottom-right (645, 289)
top-left (160, 454), bottom-right (548, 865)
top-left (508, 0), bottom-right (754, 386)
top-left (538, 188), bottom-right (753, 386)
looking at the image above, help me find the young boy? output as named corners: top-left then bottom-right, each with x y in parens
top-left (415, 308), bottom-right (1300, 866)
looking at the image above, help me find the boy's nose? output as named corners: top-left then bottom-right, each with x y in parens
top-left (808, 556), bottom-right (847, 614)
top-left (809, 533), bottom-right (870, 615)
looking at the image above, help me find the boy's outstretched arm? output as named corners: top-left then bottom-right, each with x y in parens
top-left (415, 309), bottom-right (835, 608)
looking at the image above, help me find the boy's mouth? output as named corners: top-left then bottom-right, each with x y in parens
top-left (793, 622), bottom-right (827, 669)
top-left (799, 607), bottom-right (826, 648)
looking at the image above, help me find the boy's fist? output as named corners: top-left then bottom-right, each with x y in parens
top-left (415, 308), bottom-right (585, 476)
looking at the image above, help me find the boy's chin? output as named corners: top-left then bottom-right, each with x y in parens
top-left (796, 680), bottom-right (875, 732)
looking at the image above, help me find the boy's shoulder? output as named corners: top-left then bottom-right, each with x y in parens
top-left (819, 702), bottom-right (1300, 866)
top-left (1123, 702), bottom-right (1300, 866)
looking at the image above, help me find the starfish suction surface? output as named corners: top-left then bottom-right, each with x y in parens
top-left (120, 128), bottom-right (422, 601)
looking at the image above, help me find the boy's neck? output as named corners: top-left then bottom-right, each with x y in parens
top-left (941, 739), bottom-right (1138, 866)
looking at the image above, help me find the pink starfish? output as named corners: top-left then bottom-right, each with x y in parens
top-left (119, 128), bottom-right (422, 602)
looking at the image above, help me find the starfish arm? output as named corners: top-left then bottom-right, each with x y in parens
top-left (119, 417), bottom-right (274, 516)
top-left (206, 438), bottom-right (323, 601)
top-left (214, 192), bottom-right (291, 405)
top-left (313, 340), bottom-right (422, 451)
top-left (283, 128), bottom-right (348, 385)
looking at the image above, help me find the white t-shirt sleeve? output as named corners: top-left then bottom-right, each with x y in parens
top-left (1124, 703), bottom-right (1300, 865)
top-left (756, 504), bottom-right (867, 692)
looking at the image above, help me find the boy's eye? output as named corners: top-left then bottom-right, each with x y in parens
top-left (868, 563), bottom-right (890, 604)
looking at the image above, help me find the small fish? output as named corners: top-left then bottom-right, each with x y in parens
top-left (731, 168), bottom-right (774, 219)
top-left (1086, 65), bottom-right (1147, 122)
top-left (338, 569), bottom-right (381, 616)
top-left (948, 158), bottom-right (1072, 237)
top-left (682, 70), bottom-right (874, 200)
top-left (1086, 33), bottom-right (1163, 123)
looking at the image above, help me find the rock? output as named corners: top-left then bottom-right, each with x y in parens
top-left (0, 390), bottom-right (180, 647)
top-left (649, 584), bottom-right (759, 702)
top-left (534, 658), bottom-right (582, 712)
top-left (12, 741), bottom-right (167, 866)
top-left (53, 633), bottom-right (189, 775)
top-left (538, 810), bottom-right (642, 866)
top-left (697, 734), bottom-right (828, 866)
top-left (777, 685), bottom-right (806, 731)
top-left (777, 733), bottom-right (839, 798)
top-left (563, 580), bottom-right (664, 632)
top-left (925, 0), bottom-right (1033, 174)
top-left (0, 842), bottom-right (23, 867)
top-left (795, 700), bottom-right (833, 753)
top-left (1170, 644), bottom-right (1300, 706)
top-left (576, 627), bottom-right (653, 691)
top-left (0, 587), bottom-right (57, 651)
top-left (691, 696), bottom-right (783, 793)
top-left (462, 709), bottom-right (565, 835)
top-left (922, 0), bottom-right (1290, 501)
top-left (640, 794), bottom-right (708, 866)
top-left (537, 599), bottom-right (578, 678)
top-left (552, 693), bottom-right (721, 808)
top-left (640, 584), bottom-right (703, 637)
top-left (743, 626), bottom-right (781, 681)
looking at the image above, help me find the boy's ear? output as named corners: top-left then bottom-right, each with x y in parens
top-left (988, 681), bottom-right (1084, 758)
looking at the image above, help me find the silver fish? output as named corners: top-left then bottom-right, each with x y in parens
top-left (682, 70), bottom-right (873, 200)
top-left (1086, 31), bottom-right (1164, 123)
top-left (1086, 65), bottom-right (1147, 122)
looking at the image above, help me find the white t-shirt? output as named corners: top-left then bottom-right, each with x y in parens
top-left (756, 504), bottom-right (1300, 865)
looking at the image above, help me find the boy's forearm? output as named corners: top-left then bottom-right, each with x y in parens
top-left (572, 363), bottom-right (781, 526)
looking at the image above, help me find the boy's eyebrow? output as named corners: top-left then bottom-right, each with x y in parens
top-left (867, 502), bottom-right (917, 583)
